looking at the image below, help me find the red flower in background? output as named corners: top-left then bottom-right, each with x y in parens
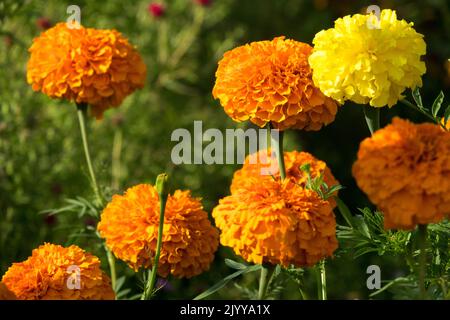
top-left (195, 0), bottom-right (212, 6)
top-left (148, 3), bottom-right (165, 17)
top-left (36, 17), bottom-right (52, 30)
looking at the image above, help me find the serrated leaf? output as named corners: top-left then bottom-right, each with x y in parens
top-left (432, 91), bottom-right (444, 117)
top-left (193, 264), bottom-right (262, 300)
top-left (412, 88), bottom-right (423, 108)
top-left (224, 258), bottom-right (248, 270)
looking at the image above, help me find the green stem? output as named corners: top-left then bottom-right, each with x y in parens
top-left (111, 129), bottom-right (123, 191)
top-left (106, 249), bottom-right (117, 291)
top-left (76, 103), bottom-right (103, 205)
top-left (418, 224), bottom-right (428, 300)
top-left (76, 103), bottom-right (117, 296)
top-left (258, 266), bottom-right (269, 300)
top-left (270, 124), bottom-right (286, 181)
top-left (363, 105), bottom-right (380, 135)
top-left (317, 260), bottom-right (327, 300)
top-left (142, 174), bottom-right (169, 300)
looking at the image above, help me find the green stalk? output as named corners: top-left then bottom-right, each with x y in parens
top-left (111, 129), bottom-right (123, 191)
top-left (76, 104), bottom-right (103, 205)
top-left (270, 124), bottom-right (286, 181)
top-left (76, 103), bottom-right (116, 294)
top-left (257, 266), bottom-right (269, 300)
top-left (142, 174), bottom-right (169, 300)
top-left (316, 260), bottom-right (327, 300)
top-left (256, 123), bottom-right (287, 300)
top-left (106, 248), bottom-right (117, 291)
top-left (418, 224), bottom-right (428, 300)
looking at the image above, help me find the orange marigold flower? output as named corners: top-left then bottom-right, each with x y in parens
top-left (353, 118), bottom-right (450, 230)
top-left (97, 184), bottom-right (219, 278)
top-left (0, 282), bottom-right (16, 300)
top-left (1, 243), bottom-right (115, 300)
top-left (231, 149), bottom-right (339, 207)
top-left (213, 177), bottom-right (338, 267)
top-left (27, 22), bottom-right (146, 119)
top-left (212, 36), bottom-right (338, 130)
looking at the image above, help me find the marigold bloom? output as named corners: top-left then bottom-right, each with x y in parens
top-left (441, 117), bottom-right (450, 131)
top-left (213, 177), bottom-right (338, 267)
top-left (353, 118), bottom-right (450, 230)
top-left (309, 9), bottom-right (426, 108)
top-left (98, 184), bottom-right (219, 278)
top-left (213, 36), bottom-right (338, 130)
top-left (27, 23), bottom-right (146, 119)
top-left (1, 243), bottom-right (114, 300)
top-left (0, 282), bottom-right (16, 300)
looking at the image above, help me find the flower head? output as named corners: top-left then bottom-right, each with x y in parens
top-left (1, 243), bottom-right (115, 300)
top-left (213, 177), bottom-right (338, 267)
top-left (194, 0), bottom-right (212, 6)
top-left (213, 36), bottom-right (338, 130)
top-left (27, 23), bottom-right (146, 119)
top-left (309, 9), bottom-right (426, 107)
top-left (0, 282), bottom-right (16, 300)
top-left (148, 3), bottom-right (165, 17)
top-left (36, 17), bottom-right (52, 30)
top-left (353, 118), bottom-right (450, 229)
top-left (98, 184), bottom-right (219, 278)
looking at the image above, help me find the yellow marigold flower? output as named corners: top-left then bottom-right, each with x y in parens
top-left (1, 243), bottom-right (115, 300)
top-left (97, 184), bottom-right (219, 278)
top-left (213, 36), bottom-right (338, 130)
top-left (309, 9), bottom-right (426, 107)
top-left (353, 118), bottom-right (450, 230)
top-left (213, 177), bottom-right (338, 267)
top-left (0, 282), bottom-right (16, 300)
top-left (440, 117), bottom-right (450, 131)
top-left (27, 22), bottom-right (146, 119)
top-left (231, 149), bottom-right (339, 205)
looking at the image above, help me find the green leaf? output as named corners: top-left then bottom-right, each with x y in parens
top-left (224, 258), bottom-right (248, 270)
top-left (432, 91), bottom-right (444, 117)
top-left (363, 105), bottom-right (380, 135)
top-left (193, 264), bottom-right (262, 300)
top-left (444, 105), bottom-right (450, 126)
top-left (335, 197), bottom-right (354, 228)
top-left (412, 88), bottom-right (423, 108)
top-left (354, 215), bottom-right (371, 239)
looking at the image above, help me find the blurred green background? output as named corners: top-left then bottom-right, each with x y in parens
top-left (1, 0), bottom-right (449, 299)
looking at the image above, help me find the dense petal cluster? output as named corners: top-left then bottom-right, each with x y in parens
top-left (213, 177), bottom-right (338, 267)
top-left (353, 118), bottom-right (450, 229)
top-left (1, 243), bottom-right (114, 300)
top-left (27, 23), bottom-right (146, 118)
top-left (98, 184), bottom-right (219, 278)
top-left (213, 36), bottom-right (338, 130)
top-left (309, 9), bottom-right (426, 107)
top-left (0, 282), bottom-right (16, 300)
